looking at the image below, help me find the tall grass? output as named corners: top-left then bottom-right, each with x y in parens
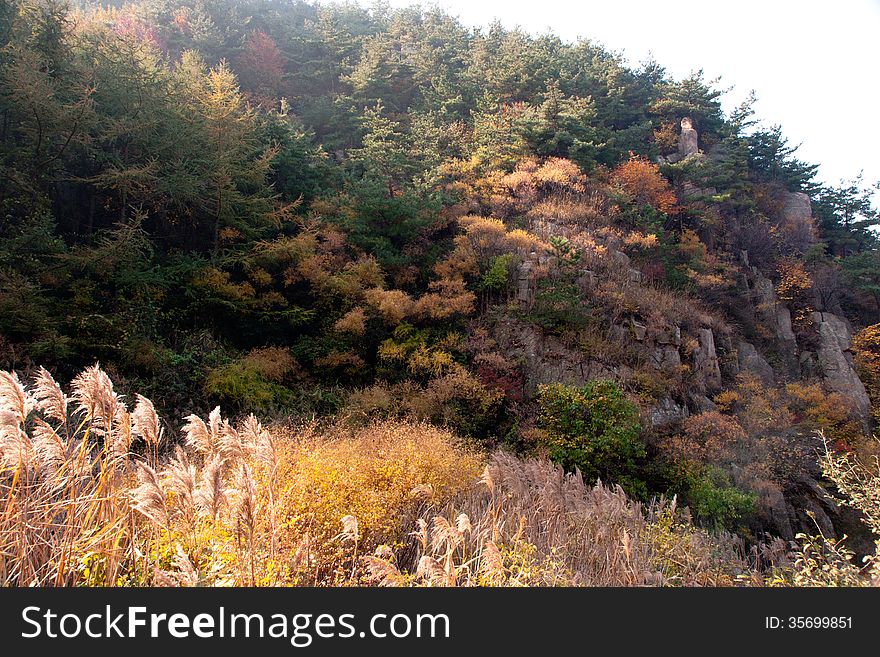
top-left (1, 364), bottom-right (793, 586)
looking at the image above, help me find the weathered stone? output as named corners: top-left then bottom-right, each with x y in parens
top-left (752, 268), bottom-right (797, 346)
top-left (490, 316), bottom-right (617, 394)
top-left (657, 324), bottom-right (681, 346)
top-left (688, 393), bottom-right (717, 414)
top-left (608, 249), bottom-right (630, 270)
top-left (678, 117), bottom-right (699, 158)
top-left (736, 341), bottom-right (775, 385)
top-left (776, 306), bottom-right (795, 342)
top-left (764, 488), bottom-right (795, 541)
top-left (799, 350), bottom-right (819, 379)
top-left (781, 191), bottom-right (817, 245)
top-left (680, 181), bottom-right (717, 200)
top-left (576, 269), bottom-right (596, 292)
top-left (648, 396), bottom-right (689, 429)
top-left (651, 345), bottom-right (681, 371)
top-left (811, 311), bottom-right (872, 419)
top-left (516, 260), bottom-right (535, 306)
top-left (694, 328), bottom-right (722, 390)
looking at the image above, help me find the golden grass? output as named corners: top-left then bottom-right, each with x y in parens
top-left (0, 364), bottom-right (800, 587)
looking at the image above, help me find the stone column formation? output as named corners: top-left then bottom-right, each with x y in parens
top-left (678, 117), bottom-right (698, 158)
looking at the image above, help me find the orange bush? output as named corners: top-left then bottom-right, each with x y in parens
top-left (610, 153), bottom-right (678, 215)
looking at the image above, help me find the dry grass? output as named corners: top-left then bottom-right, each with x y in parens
top-left (361, 452), bottom-right (780, 586)
top-left (1, 364), bottom-right (790, 587)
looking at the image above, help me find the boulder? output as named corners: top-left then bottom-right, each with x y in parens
top-left (648, 396), bottom-right (689, 429)
top-left (776, 306), bottom-right (796, 342)
top-left (811, 311), bottom-right (872, 419)
top-left (736, 341), bottom-right (775, 385)
top-left (608, 249), bottom-right (631, 270)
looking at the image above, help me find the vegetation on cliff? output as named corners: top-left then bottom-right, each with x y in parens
top-left (1, 0), bottom-right (878, 585)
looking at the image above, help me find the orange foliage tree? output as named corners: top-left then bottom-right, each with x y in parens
top-left (852, 323), bottom-right (880, 422)
top-left (610, 153), bottom-right (678, 215)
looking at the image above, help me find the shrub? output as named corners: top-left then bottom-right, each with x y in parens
top-left (852, 323), bottom-right (880, 424)
top-left (537, 380), bottom-right (646, 498)
top-left (204, 347), bottom-right (298, 412)
top-left (610, 153), bottom-right (678, 215)
top-left (683, 466), bottom-right (756, 530)
top-left (783, 435), bottom-right (880, 586)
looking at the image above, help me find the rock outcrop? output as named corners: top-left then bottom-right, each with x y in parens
top-left (736, 340), bottom-right (775, 385)
top-left (781, 191), bottom-right (817, 246)
top-left (693, 328), bottom-right (722, 391)
top-left (662, 116), bottom-right (701, 164)
top-left (811, 311), bottom-right (872, 419)
top-left (752, 269), bottom-right (797, 345)
top-left (491, 317), bottom-right (618, 394)
top-left (516, 259), bottom-right (535, 307)
top-left (678, 117), bottom-right (699, 158)
top-left (648, 396), bottom-right (689, 429)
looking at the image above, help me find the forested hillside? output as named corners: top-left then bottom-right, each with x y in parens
top-left (1, 0), bottom-right (879, 586)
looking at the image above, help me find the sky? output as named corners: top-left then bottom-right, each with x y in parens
top-left (339, 0), bottom-right (880, 196)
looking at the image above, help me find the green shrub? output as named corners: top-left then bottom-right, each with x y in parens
top-left (481, 253), bottom-right (514, 292)
top-left (537, 380), bottom-right (646, 498)
top-left (683, 466), bottom-right (756, 530)
top-left (204, 348), bottom-right (298, 412)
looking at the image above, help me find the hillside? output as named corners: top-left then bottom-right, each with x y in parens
top-left (1, 0), bottom-right (879, 586)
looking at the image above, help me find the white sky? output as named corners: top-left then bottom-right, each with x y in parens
top-left (345, 0), bottom-right (880, 194)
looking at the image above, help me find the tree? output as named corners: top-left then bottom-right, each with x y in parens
top-left (610, 154), bottom-right (678, 215)
top-left (841, 250), bottom-right (880, 316)
top-left (537, 381), bottom-right (646, 498)
top-left (519, 79), bottom-right (598, 168)
top-left (650, 70), bottom-right (726, 143)
top-left (347, 101), bottom-right (417, 196)
top-left (174, 52), bottom-right (281, 253)
top-left (813, 174), bottom-right (880, 256)
top-left (746, 125), bottom-right (819, 193)
top-left (237, 30), bottom-right (285, 106)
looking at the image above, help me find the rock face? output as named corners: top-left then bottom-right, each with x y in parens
top-left (811, 311), bottom-right (872, 419)
top-left (648, 396), bottom-right (689, 429)
top-left (693, 328), bottom-right (722, 391)
top-left (752, 272), bottom-right (796, 342)
top-left (517, 260), bottom-right (535, 307)
top-left (737, 341), bottom-right (775, 385)
top-left (492, 317), bottom-right (617, 394)
top-left (652, 345), bottom-right (681, 371)
top-left (782, 191), bottom-right (817, 240)
top-left (678, 117), bottom-right (699, 158)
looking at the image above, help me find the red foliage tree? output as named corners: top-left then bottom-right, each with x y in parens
top-left (237, 31), bottom-right (285, 105)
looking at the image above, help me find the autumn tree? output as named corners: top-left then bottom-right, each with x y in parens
top-left (237, 30), bottom-right (285, 106)
top-left (174, 52), bottom-right (282, 253)
top-left (610, 153), bottom-right (678, 215)
top-left (852, 324), bottom-right (880, 423)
